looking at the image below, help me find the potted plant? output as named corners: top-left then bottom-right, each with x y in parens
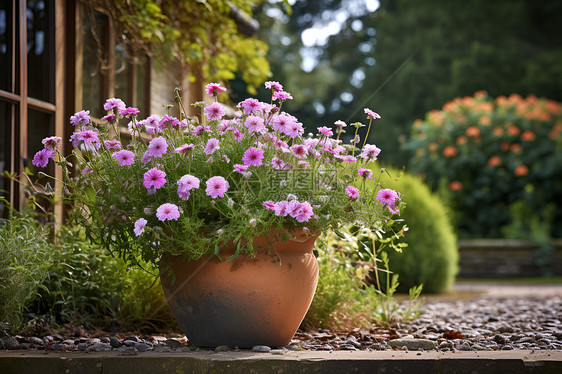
top-left (32, 81), bottom-right (404, 348)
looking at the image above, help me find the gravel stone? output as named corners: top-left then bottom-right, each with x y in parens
top-left (0, 336), bottom-right (20, 349)
top-left (215, 345), bottom-right (231, 352)
top-left (251, 345), bottom-right (271, 352)
top-left (165, 339), bottom-right (182, 348)
top-left (29, 337), bottom-right (44, 346)
top-left (388, 338), bottom-right (436, 351)
top-left (134, 343), bottom-right (151, 352)
top-left (109, 337), bottom-right (122, 348)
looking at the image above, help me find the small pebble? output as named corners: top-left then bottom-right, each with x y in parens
top-left (252, 345), bottom-right (272, 352)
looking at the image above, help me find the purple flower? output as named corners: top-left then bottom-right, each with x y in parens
top-left (206, 176), bottom-right (229, 198)
top-left (291, 144), bottom-right (307, 159)
top-left (273, 201), bottom-right (290, 217)
top-left (177, 174), bottom-right (200, 191)
top-left (242, 147), bottom-right (265, 167)
top-left (101, 114), bottom-right (115, 122)
top-left (293, 201), bottom-right (314, 222)
top-left (70, 110), bottom-right (90, 126)
top-left (345, 186), bottom-right (360, 199)
top-left (364, 108), bottom-right (381, 119)
top-left (42, 136), bottom-right (62, 151)
top-left (158, 115), bottom-right (179, 130)
top-left (143, 168), bottom-right (167, 189)
top-left (119, 107), bottom-right (140, 116)
top-left (148, 136), bottom-right (168, 158)
top-left (263, 200), bottom-right (275, 210)
top-left (177, 188), bottom-right (190, 200)
top-left (175, 144), bottom-right (194, 154)
top-left (317, 126), bottom-right (333, 137)
top-left (134, 218), bottom-right (147, 236)
top-left (205, 83), bottom-right (227, 96)
top-left (104, 98), bottom-right (126, 111)
top-left (358, 168), bottom-right (373, 179)
top-left (77, 130), bottom-right (100, 146)
top-left (271, 157), bottom-right (285, 170)
top-left (156, 203), bottom-right (180, 221)
top-left (237, 98), bottom-right (263, 115)
top-left (32, 149), bottom-right (54, 168)
top-left (359, 144), bottom-right (381, 162)
top-left (273, 91), bottom-right (293, 101)
top-left (285, 122), bottom-right (303, 138)
top-left (244, 115), bottom-right (266, 134)
top-left (204, 138), bottom-right (220, 155)
top-left (271, 113), bottom-right (296, 133)
top-left (104, 140), bottom-right (121, 150)
top-left (204, 102), bottom-right (226, 121)
top-left (377, 188), bottom-right (400, 213)
top-left (233, 164), bottom-right (249, 174)
top-left (265, 81), bottom-right (283, 91)
top-left (233, 128), bottom-right (244, 141)
top-left (112, 150), bottom-right (135, 166)
top-left (141, 151), bottom-right (152, 164)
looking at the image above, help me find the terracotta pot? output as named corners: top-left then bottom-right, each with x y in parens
top-left (160, 230), bottom-right (319, 348)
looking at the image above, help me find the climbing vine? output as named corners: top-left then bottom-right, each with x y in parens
top-left (83, 0), bottom-right (271, 93)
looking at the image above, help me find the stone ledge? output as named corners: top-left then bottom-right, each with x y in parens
top-left (1, 350), bottom-right (561, 374)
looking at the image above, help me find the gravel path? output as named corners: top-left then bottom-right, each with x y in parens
top-left (1, 282), bottom-right (561, 353)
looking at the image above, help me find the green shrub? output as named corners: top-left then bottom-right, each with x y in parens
top-left (373, 167), bottom-right (458, 293)
top-left (403, 92), bottom-right (562, 238)
top-left (0, 212), bottom-right (53, 331)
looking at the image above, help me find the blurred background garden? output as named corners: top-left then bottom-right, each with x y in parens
top-left (1, 0), bottom-right (561, 336)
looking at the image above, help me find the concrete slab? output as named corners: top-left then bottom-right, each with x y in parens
top-left (1, 350), bottom-right (561, 374)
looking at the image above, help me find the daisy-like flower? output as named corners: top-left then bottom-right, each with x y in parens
top-left (291, 144), bottom-right (308, 159)
top-left (364, 108), bottom-right (381, 119)
top-left (206, 176), bottom-right (229, 198)
top-left (358, 168), bottom-right (373, 179)
top-left (204, 138), bottom-right (220, 155)
top-left (285, 122), bottom-right (303, 138)
top-left (104, 98), bottom-right (126, 111)
top-left (177, 174), bottom-right (200, 191)
top-left (271, 113), bottom-right (296, 133)
top-left (271, 157), bottom-right (286, 170)
top-left (359, 144), bottom-right (381, 162)
top-left (334, 120), bottom-right (347, 128)
top-left (175, 144), bottom-right (194, 154)
top-left (317, 126), bottom-right (333, 137)
top-left (42, 136), bottom-right (62, 151)
top-left (70, 110), bottom-right (90, 126)
top-left (345, 186), bottom-right (360, 199)
top-left (205, 82), bottom-right (227, 96)
top-left (104, 140), bottom-right (121, 150)
top-left (265, 81), bottom-right (283, 91)
top-left (233, 164), bottom-right (249, 174)
top-left (32, 148), bottom-right (54, 168)
top-left (148, 136), bottom-right (168, 158)
top-left (237, 98), bottom-right (263, 115)
top-left (156, 203), bottom-right (180, 221)
top-left (134, 218), bottom-right (147, 236)
top-left (244, 115), bottom-right (266, 134)
top-left (376, 188), bottom-right (400, 213)
top-left (293, 201), bottom-right (314, 222)
top-left (242, 147), bottom-right (265, 166)
top-left (204, 102), bottom-right (226, 121)
top-left (143, 167), bottom-right (167, 189)
top-left (112, 150), bottom-right (135, 166)
top-left (273, 91), bottom-right (293, 101)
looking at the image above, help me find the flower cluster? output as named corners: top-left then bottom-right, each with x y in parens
top-left (404, 91), bottom-right (562, 238)
top-left (33, 81), bottom-right (402, 265)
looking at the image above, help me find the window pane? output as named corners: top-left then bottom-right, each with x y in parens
top-left (0, 101), bottom-right (12, 216)
top-left (27, 108), bottom-right (54, 184)
top-left (27, 0), bottom-right (54, 102)
top-left (114, 43), bottom-right (129, 104)
top-left (0, 2), bottom-right (13, 92)
top-left (81, 9), bottom-right (108, 118)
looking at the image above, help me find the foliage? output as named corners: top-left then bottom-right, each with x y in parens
top-left (303, 226), bottom-right (423, 329)
top-left (251, 0), bottom-right (562, 166)
top-left (0, 210), bottom-right (54, 331)
top-left (32, 83), bottom-right (403, 270)
top-left (404, 93), bottom-right (562, 239)
top-left (84, 0), bottom-right (271, 93)
top-left (372, 166), bottom-right (458, 293)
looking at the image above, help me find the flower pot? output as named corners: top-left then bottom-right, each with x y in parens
top-left (160, 231), bottom-right (319, 348)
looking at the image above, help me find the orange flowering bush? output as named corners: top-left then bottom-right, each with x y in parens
top-left (405, 92), bottom-right (562, 238)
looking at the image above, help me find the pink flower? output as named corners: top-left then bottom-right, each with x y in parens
top-left (291, 144), bottom-right (307, 159)
top-left (143, 167), bottom-right (167, 189)
top-left (204, 138), bottom-right (220, 155)
top-left (148, 136), bottom-right (168, 158)
top-left (134, 218), bottom-right (147, 236)
top-left (364, 108), bottom-right (381, 119)
top-left (242, 147), bottom-right (264, 166)
top-left (205, 82), bottom-right (227, 96)
top-left (42, 136), bottom-right (62, 151)
top-left (263, 200), bottom-right (275, 210)
top-left (233, 128), bottom-right (244, 141)
top-left (285, 122), bottom-right (303, 138)
top-left (175, 144), bottom-right (194, 154)
top-left (101, 114), bottom-right (115, 122)
top-left (204, 102), bottom-right (226, 121)
top-left (244, 115), bottom-right (266, 134)
top-left (104, 140), bottom-right (121, 150)
top-left (32, 148), bottom-right (53, 168)
top-left (271, 157), bottom-right (286, 170)
top-left (206, 176), bottom-right (229, 198)
top-left (177, 174), bottom-right (200, 191)
top-left (265, 81), bottom-right (283, 91)
top-left (358, 168), bottom-right (373, 179)
top-left (271, 113), bottom-right (296, 132)
top-left (177, 188), bottom-right (190, 200)
top-left (317, 126), bottom-right (333, 137)
top-left (156, 203), bottom-right (180, 221)
top-left (233, 164), bottom-right (249, 174)
top-left (334, 120), bottom-right (347, 128)
top-left (359, 144), bottom-right (381, 162)
top-left (273, 91), bottom-right (293, 101)
top-left (337, 155), bottom-right (358, 163)
top-left (104, 98), bottom-right (126, 111)
top-left (77, 130), bottom-right (100, 146)
top-left (376, 188), bottom-right (400, 213)
top-left (237, 98), bottom-right (263, 114)
top-left (70, 110), bottom-right (91, 126)
top-left (293, 201), bottom-right (314, 222)
top-left (345, 186), bottom-right (360, 199)
top-left (297, 161), bottom-right (310, 168)
top-left (112, 150), bottom-right (135, 166)
top-left (119, 107), bottom-right (140, 116)
top-left (141, 151), bottom-right (152, 164)
top-left (273, 201), bottom-right (290, 216)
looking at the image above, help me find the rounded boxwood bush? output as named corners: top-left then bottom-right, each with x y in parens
top-left (375, 166), bottom-right (458, 293)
